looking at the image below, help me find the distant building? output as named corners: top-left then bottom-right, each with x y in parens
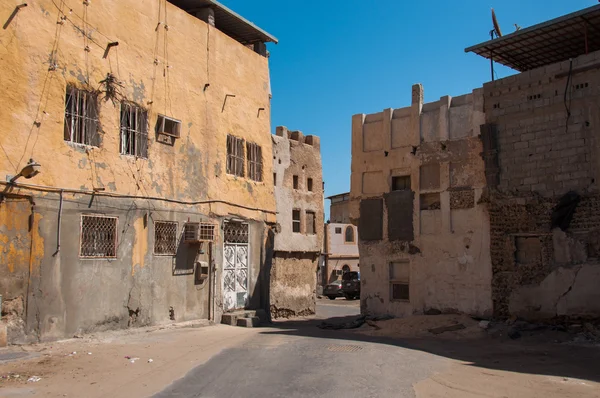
top-left (271, 127), bottom-right (324, 318)
top-left (321, 193), bottom-right (359, 288)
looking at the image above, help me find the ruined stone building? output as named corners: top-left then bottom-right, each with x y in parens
top-left (351, 4), bottom-right (600, 321)
top-left (321, 193), bottom-right (359, 287)
top-left (465, 5), bottom-right (600, 320)
top-left (271, 127), bottom-right (324, 318)
top-left (349, 86), bottom-right (492, 318)
top-left (0, 0), bottom-right (277, 343)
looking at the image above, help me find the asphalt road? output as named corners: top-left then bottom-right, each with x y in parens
top-left (154, 301), bottom-right (445, 398)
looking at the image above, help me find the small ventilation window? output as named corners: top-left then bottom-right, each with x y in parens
top-left (293, 175), bottom-right (299, 189)
top-left (392, 175), bottom-right (411, 191)
top-left (307, 178), bottom-right (313, 192)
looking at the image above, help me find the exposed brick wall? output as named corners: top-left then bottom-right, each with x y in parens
top-left (449, 189), bottom-right (474, 209)
top-left (487, 192), bottom-right (600, 317)
top-left (483, 53), bottom-right (600, 198)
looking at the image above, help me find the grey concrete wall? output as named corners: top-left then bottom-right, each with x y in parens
top-left (349, 85), bottom-right (492, 318)
top-left (1, 191), bottom-right (269, 343)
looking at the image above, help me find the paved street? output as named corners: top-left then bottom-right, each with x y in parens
top-left (1, 300), bottom-right (599, 398)
top-left (155, 299), bottom-right (444, 398)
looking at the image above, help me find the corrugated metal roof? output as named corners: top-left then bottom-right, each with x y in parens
top-left (465, 5), bottom-right (600, 71)
top-left (167, 0), bottom-right (278, 44)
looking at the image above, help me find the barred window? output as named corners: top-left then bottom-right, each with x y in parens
top-left (120, 102), bottom-right (148, 158)
top-left (389, 261), bottom-right (410, 301)
top-left (80, 215), bottom-right (117, 258)
top-left (226, 135), bottom-right (245, 177)
top-left (246, 142), bottom-right (263, 182)
top-left (154, 221), bottom-right (177, 255)
top-left (64, 86), bottom-right (100, 146)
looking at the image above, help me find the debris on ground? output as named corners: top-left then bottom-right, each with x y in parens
top-left (478, 320), bottom-right (490, 330)
top-left (428, 324), bottom-right (466, 335)
top-left (317, 314), bottom-right (393, 330)
top-left (147, 359), bottom-right (153, 363)
top-left (27, 376), bottom-right (41, 382)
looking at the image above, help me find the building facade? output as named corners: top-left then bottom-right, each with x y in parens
top-left (466, 6), bottom-right (600, 320)
top-left (349, 85), bottom-right (493, 318)
top-left (271, 127), bottom-right (324, 318)
top-left (0, 0), bottom-right (277, 343)
top-left (322, 193), bottom-right (359, 287)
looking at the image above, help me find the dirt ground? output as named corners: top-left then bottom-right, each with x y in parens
top-left (0, 323), bottom-right (259, 398)
top-left (352, 314), bottom-right (600, 398)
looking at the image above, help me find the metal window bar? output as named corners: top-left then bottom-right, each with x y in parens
top-left (154, 221), bottom-right (177, 255)
top-left (120, 103), bottom-right (148, 158)
top-left (224, 222), bottom-right (248, 243)
top-left (80, 215), bottom-right (118, 258)
top-left (64, 87), bottom-right (99, 146)
top-left (246, 142), bottom-right (263, 182)
top-left (226, 135), bottom-right (245, 177)
top-left (199, 223), bottom-right (216, 241)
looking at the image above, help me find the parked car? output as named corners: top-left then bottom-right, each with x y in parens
top-left (323, 280), bottom-right (344, 300)
top-left (341, 271), bottom-right (360, 300)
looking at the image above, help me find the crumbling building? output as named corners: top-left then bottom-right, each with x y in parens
top-left (271, 126), bottom-right (324, 318)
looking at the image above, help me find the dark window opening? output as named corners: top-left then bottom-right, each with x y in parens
top-left (246, 142), bottom-right (263, 182)
top-left (335, 227), bottom-right (342, 234)
top-left (226, 135), bottom-right (245, 177)
top-left (64, 86), bottom-right (99, 146)
top-left (120, 102), bottom-right (148, 158)
top-left (273, 173), bottom-right (277, 186)
top-left (307, 178), bottom-right (313, 192)
top-left (392, 175), bottom-right (411, 191)
top-left (345, 226), bottom-right (354, 243)
top-left (306, 211), bottom-right (316, 234)
top-left (293, 175), bottom-right (299, 189)
top-left (292, 209), bottom-right (301, 233)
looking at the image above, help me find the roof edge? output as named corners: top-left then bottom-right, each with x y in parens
top-left (464, 4), bottom-right (600, 53)
top-left (207, 0), bottom-right (278, 44)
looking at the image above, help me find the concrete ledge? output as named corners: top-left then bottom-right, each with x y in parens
top-left (221, 314), bottom-right (238, 326)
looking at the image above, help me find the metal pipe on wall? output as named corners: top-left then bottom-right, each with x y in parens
top-left (53, 190), bottom-right (63, 256)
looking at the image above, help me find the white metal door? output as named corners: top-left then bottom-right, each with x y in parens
top-left (223, 222), bottom-right (249, 311)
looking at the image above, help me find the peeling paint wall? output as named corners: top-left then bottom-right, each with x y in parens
top-left (0, 0), bottom-right (275, 342)
top-left (270, 127), bottom-right (324, 318)
top-left (483, 50), bottom-right (600, 320)
top-left (349, 85), bottom-right (492, 318)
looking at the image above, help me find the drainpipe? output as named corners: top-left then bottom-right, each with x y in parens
top-left (53, 190), bottom-right (63, 256)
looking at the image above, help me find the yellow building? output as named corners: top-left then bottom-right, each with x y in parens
top-left (0, 0), bottom-right (277, 343)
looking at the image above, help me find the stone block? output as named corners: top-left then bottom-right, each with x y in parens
top-left (237, 317), bottom-right (260, 328)
top-left (221, 314), bottom-right (238, 326)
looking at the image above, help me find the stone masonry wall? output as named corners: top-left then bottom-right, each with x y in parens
top-left (484, 49), bottom-right (600, 319)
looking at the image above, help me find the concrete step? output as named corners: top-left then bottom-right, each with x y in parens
top-left (222, 310), bottom-right (265, 327)
top-left (236, 316), bottom-right (260, 328)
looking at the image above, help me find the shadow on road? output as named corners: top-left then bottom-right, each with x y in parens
top-left (259, 314), bottom-right (600, 384)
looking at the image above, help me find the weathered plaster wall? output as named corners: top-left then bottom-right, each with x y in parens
top-left (270, 126), bottom-right (324, 318)
top-left (0, 0), bottom-right (275, 222)
top-left (270, 252), bottom-right (317, 318)
top-left (0, 0), bottom-right (275, 342)
top-left (483, 50), bottom-right (600, 319)
top-left (349, 85), bottom-right (492, 318)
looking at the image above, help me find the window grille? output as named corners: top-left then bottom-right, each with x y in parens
top-left (154, 221), bottom-right (177, 255)
top-left (224, 222), bottom-right (248, 243)
top-left (120, 102), bottom-right (148, 158)
top-left (199, 223), bottom-right (216, 241)
top-left (292, 209), bottom-right (301, 233)
top-left (80, 215), bottom-right (117, 258)
top-left (306, 211), bottom-right (316, 235)
top-left (335, 227), bottom-right (342, 234)
top-left (345, 226), bottom-right (355, 243)
top-left (64, 86), bottom-right (99, 146)
top-left (226, 135), bottom-right (245, 177)
top-left (246, 142), bottom-right (263, 182)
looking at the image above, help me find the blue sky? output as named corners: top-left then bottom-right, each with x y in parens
top-left (225, 0), bottom-right (593, 220)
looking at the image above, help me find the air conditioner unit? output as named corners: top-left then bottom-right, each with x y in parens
top-left (195, 261), bottom-right (209, 284)
top-left (184, 223), bottom-right (216, 244)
